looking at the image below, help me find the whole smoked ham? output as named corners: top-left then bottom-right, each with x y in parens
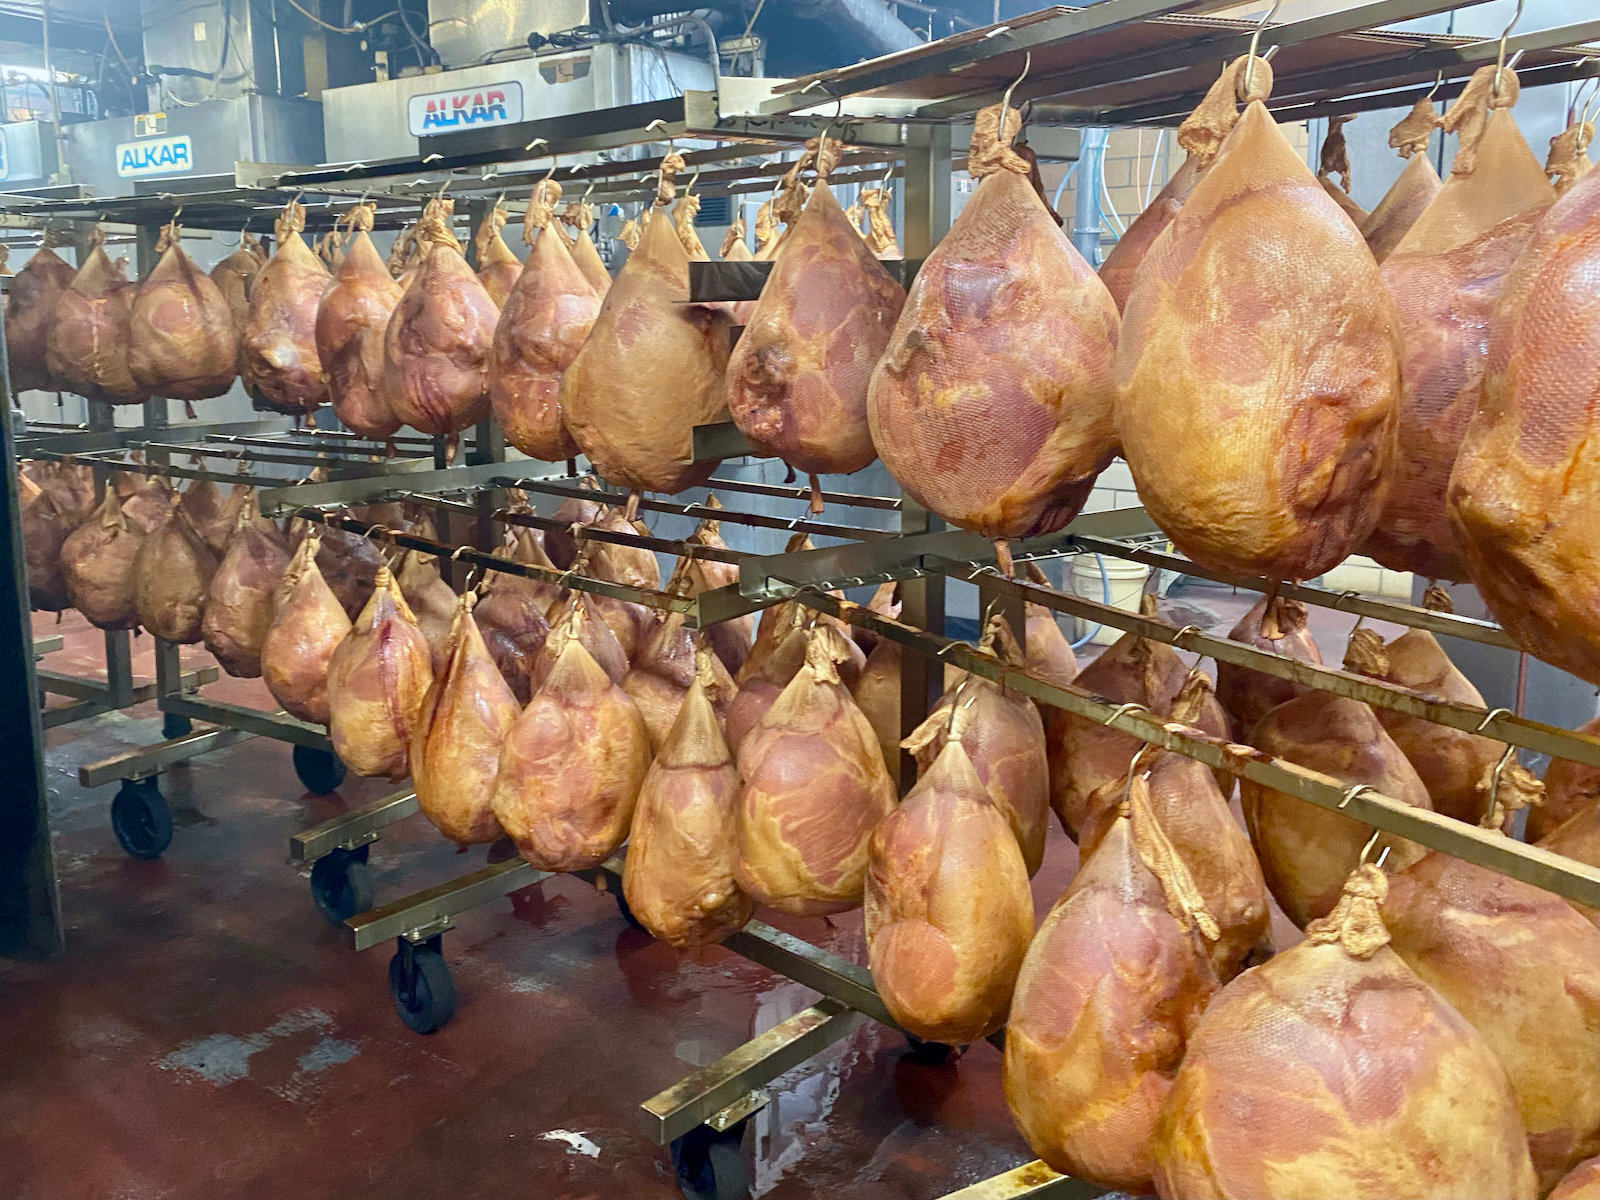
top-left (726, 599), bottom-right (866, 752)
top-left (680, 497), bottom-right (754, 676)
top-left (1116, 57), bottom-right (1401, 581)
top-left (6, 240), bottom-right (75, 393)
top-left (1241, 690), bottom-right (1430, 927)
top-left (530, 590), bottom-right (624, 696)
top-left (209, 232), bottom-right (267, 333)
top-left (473, 554), bottom-right (553, 707)
top-left (1366, 68), bottom-right (1554, 580)
top-left (201, 492), bottom-right (290, 676)
top-left (727, 137), bottom-right (905, 482)
top-left (562, 155), bottom-right (731, 496)
top-left (472, 202), bottom-right (522, 307)
top-left (852, 634), bottom-right (901, 781)
top-left (1005, 783), bottom-right (1218, 1192)
top-left (1154, 865), bottom-right (1538, 1200)
top-left (132, 506), bottom-right (217, 643)
top-left (867, 736), bottom-right (1034, 1044)
top-left (1528, 716), bottom-right (1600, 844)
top-left (559, 199), bottom-right (612, 297)
top-left (411, 593), bottom-right (517, 845)
top-left (261, 534), bottom-right (353, 724)
top-left (493, 602), bottom-right (651, 871)
top-left (622, 645), bottom-right (754, 948)
top-left (490, 181), bottom-right (601, 462)
top-left (1360, 98), bottom-right (1444, 264)
top-left (119, 471), bottom-right (176, 533)
top-left (622, 574), bottom-right (737, 753)
top-left (325, 566), bottom-right (434, 780)
top-left (180, 476), bottom-right (248, 558)
top-left (61, 485), bottom-right (145, 630)
top-left (545, 478), bottom-right (604, 569)
top-left (241, 200), bottom-right (332, 415)
top-left (1099, 153), bottom-right (1202, 315)
top-left (316, 203), bottom-right (404, 439)
top-left (20, 473), bottom-right (71, 611)
top-left (869, 103), bottom-right (1119, 558)
top-left (46, 236), bottom-right (145, 405)
top-left (128, 222), bottom-right (239, 401)
top-left (383, 199), bottom-right (499, 442)
top-left (1214, 593), bottom-right (1322, 737)
top-left (1023, 564), bottom-right (1079, 692)
top-left (735, 626), bottom-right (896, 916)
top-left (289, 521), bottom-right (383, 621)
top-left (1447, 168), bottom-right (1599, 684)
top-left (395, 549), bottom-right (458, 676)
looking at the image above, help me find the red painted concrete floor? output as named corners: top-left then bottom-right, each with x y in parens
top-left (7, 584), bottom-right (1350, 1200)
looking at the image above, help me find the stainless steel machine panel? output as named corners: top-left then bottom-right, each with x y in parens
top-left (0, 122), bottom-right (58, 188)
top-left (428, 0), bottom-right (590, 69)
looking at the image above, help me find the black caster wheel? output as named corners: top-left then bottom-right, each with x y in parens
top-left (613, 887), bottom-right (649, 934)
top-left (309, 845), bottom-right (373, 927)
top-left (388, 936), bottom-right (456, 1035)
top-left (293, 745), bottom-right (347, 795)
top-left (111, 778), bottom-right (173, 860)
top-left (162, 713), bottom-right (193, 739)
top-left (671, 1121), bottom-right (749, 1200)
top-left (902, 1036), bottom-right (965, 1066)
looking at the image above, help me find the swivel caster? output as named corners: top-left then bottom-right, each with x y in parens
top-left (671, 1119), bottom-right (749, 1200)
top-left (293, 745), bottom-right (347, 795)
top-left (111, 778), bottom-right (173, 860)
top-left (309, 845), bottom-right (373, 927)
top-left (162, 713), bottom-right (193, 739)
top-left (902, 1035), bottom-right (965, 1066)
top-left (613, 887), bottom-right (648, 934)
top-left (388, 936), bottom-right (456, 1035)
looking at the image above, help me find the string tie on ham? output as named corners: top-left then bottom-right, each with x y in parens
top-left (1304, 863), bottom-right (1391, 958)
top-left (1389, 85), bottom-right (1443, 158)
top-left (654, 149), bottom-right (687, 209)
top-left (1178, 55), bottom-right (1274, 164)
top-left (1441, 64), bottom-right (1520, 176)
top-left (718, 215), bottom-right (748, 258)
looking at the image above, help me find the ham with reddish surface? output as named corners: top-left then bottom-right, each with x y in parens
top-left (201, 492), bottom-right (290, 677)
top-left (317, 203), bottom-right (404, 439)
top-left (241, 200), bottom-right (331, 415)
top-left (47, 235), bottom-right (145, 405)
top-left (128, 222), bottom-right (239, 401)
top-left (325, 567), bottom-right (434, 780)
top-left (261, 534), bottom-right (352, 724)
top-left (61, 485), bottom-right (145, 630)
top-left (5, 242), bottom-right (76, 393)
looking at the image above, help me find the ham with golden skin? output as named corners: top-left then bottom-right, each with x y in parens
top-left (727, 142), bottom-right (905, 479)
top-left (1384, 836), bottom-right (1600, 1192)
top-left (128, 223), bottom-right (239, 401)
top-left (382, 199), bottom-right (499, 438)
top-left (560, 199), bottom-right (612, 298)
top-left (5, 243), bottom-right (75, 393)
top-left (562, 165), bottom-right (731, 495)
top-left (852, 635), bottom-right (901, 781)
top-left (490, 182), bottom-right (600, 462)
top-left (726, 600), bottom-right (866, 753)
top-left (1447, 167), bottom-right (1599, 684)
top-left (132, 506), bottom-right (217, 644)
top-left (241, 201), bottom-right (332, 414)
top-left (1098, 153), bottom-right (1202, 314)
top-left (261, 534), bottom-right (352, 724)
top-left (325, 566), bottom-right (433, 780)
top-left (680, 497), bottom-right (753, 676)
top-left (208, 232), bottom-right (267, 334)
top-left (1363, 152), bottom-right (1443, 263)
top-left (530, 590), bottom-right (624, 696)
top-left (1214, 593), bottom-right (1322, 738)
top-left (316, 205), bottom-right (404, 439)
top-left (869, 103), bottom-right (1119, 547)
top-left (1154, 864), bottom-right (1538, 1200)
top-left (623, 645), bottom-right (754, 949)
top-left (201, 492), bottom-right (290, 677)
top-left (735, 626), bottom-right (896, 916)
top-left (472, 203), bottom-right (522, 307)
top-left (1005, 788), bottom-right (1218, 1192)
top-left (493, 603), bottom-right (652, 871)
top-left (1528, 716), bottom-right (1600, 843)
top-left (473, 554), bottom-right (553, 707)
top-left (394, 549), bottom-right (457, 676)
top-left (1116, 58), bottom-right (1401, 581)
top-left (47, 241), bottom-right (146, 405)
top-left (622, 587), bottom-right (738, 753)
top-left (1241, 691), bottom-right (1431, 927)
top-left (61, 485), bottom-right (145, 630)
top-left (868, 737), bottom-right (1033, 1044)
top-left (411, 593), bottom-right (516, 845)
top-left (1551, 1158), bottom-right (1600, 1200)
top-left (1023, 564), bottom-right (1079, 693)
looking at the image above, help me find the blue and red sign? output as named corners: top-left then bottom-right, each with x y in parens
top-left (407, 81), bottom-right (523, 137)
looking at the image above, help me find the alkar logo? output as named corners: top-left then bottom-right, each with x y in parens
top-left (115, 135), bottom-right (193, 177)
top-left (407, 81), bottom-right (523, 137)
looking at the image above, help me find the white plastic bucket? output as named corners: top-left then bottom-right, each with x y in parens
top-left (1071, 554), bottom-right (1151, 645)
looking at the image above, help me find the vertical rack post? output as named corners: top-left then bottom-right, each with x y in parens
top-left (135, 223), bottom-right (183, 708)
top-left (462, 197), bottom-right (505, 573)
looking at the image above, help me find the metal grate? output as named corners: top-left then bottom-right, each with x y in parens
top-left (693, 194), bottom-right (732, 226)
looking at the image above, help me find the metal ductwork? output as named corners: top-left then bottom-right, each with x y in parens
top-left (792, 0), bottom-right (922, 58)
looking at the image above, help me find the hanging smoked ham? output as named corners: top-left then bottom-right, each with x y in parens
top-left (1005, 777), bottom-right (1219, 1192)
top-left (531, 589), bottom-right (625, 695)
top-left (868, 735), bottom-right (1033, 1044)
top-left (382, 198), bottom-right (499, 447)
top-left (1099, 154), bottom-right (1202, 314)
top-left (132, 505), bottom-right (217, 643)
top-left (1546, 109), bottom-right (1595, 196)
top-left (735, 625), bottom-right (895, 915)
top-left (545, 477), bottom-right (604, 569)
top-left (1022, 564), bottom-right (1079, 693)
top-left (727, 137), bottom-right (905, 491)
top-left (472, 202), bottom-right (522, 307)
top-left (179, 475), bottom-right (248, 559)
top-left (209, 231), bottom-right (267, 334)
top-left (559, 198), bottom-right (612, 297)
top-left (622, 568), bottom-right (737, 752)
top-left (411, 592), bottom-right (517, 846)
top-left (119, 471), bottom-right (176, 533)
top-left (129, 221), bottom-right (239, 401)
top-left (726, 595), bottom-right (866, 752)
top-left (869, 102), bottom-right (1119, 569)
top-left (1448, 168), bottom-right (1599, 684)
top-left (852, 632), bottom-right (901, 781)
top-left (904, 612), bottom-right (1050, 875)
top-left (493, 601), bottom-right (652, 871)
top-left (1214, 593), bottom-right (1322, 738)
top-left (623, 644), bottom-right (753, 948)
top-left (1046, 595), bottom-right (1229, 839)
top-left (20, 473), bottom-right (71, 611)
top-left (46, 232), bottom-right (145, 405)
top-left (261, 533), bottom-right (352, 724)
top-left (1360, 96), bottom-right (1444, 264)
top-left (5, 238), bottom-right (75, 393)
top-left (1241, 690), bottom-right (1431, 927)
top-left (201, 492), bottom-right (290, 678)
top-left (1529, 716), bottom-right (1600, 843)
top-left (240, 200), bottom-right (331, 415)
top-left (1365, 67), bottom-right (1554, 581)
top-left (33, 459), bottom-right (96, 528)
top-left (61, 485), bottom-right (145, 630)
top-left (1116, 56), bottom-right (1401, 582)
top-left (287, 518), bottom-right (383, 621)
top-left (679, 496), bottom-right (753, 677)
top-left (395, 549), bottom-right (457, 677)
top-left (316, 203), bottom-right (404, 439)
top-left (564, 538), bottom-right (651, 661)
top-left (489, 180), bottom-right (601, 462)
top-left (325, 566), bottom-right (434, 780)
top-left (562, 153), bottom-right (731, 498)
top-left (1154, 864), bottom-right (1538, 1200)
top-left (473, 553), bottom-right (553, 707)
